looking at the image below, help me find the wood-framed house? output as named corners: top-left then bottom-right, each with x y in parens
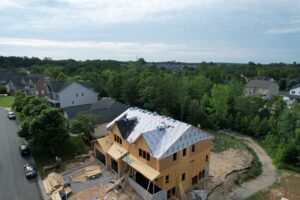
top-left (94, 107), bottom-right (213, 199)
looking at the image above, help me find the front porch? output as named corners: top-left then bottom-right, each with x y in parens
top-left (127, 167), bottom-right (167, 200)
top-left (123, 155), bottom-right (167, 200)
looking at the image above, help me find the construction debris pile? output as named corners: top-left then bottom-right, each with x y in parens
top-left (206, 149), bottom-right (253, 191)
top-left (43, 173), bottom-right (65, 194)
top-left (69, 181), bottom-right (141, 200)
top-left (43, 172), bottom-right (72, 200)
top-left (71, 165), bottom-right (102, 183)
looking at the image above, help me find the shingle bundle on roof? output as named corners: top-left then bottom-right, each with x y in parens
top-left (106, 108), bottom-right (213, 160)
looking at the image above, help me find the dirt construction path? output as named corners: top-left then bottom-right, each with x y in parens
top-left (224, 132), bottom-right (277, 200)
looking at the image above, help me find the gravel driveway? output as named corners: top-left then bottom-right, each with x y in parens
top-left (224, 132), bottom-right (277, 200)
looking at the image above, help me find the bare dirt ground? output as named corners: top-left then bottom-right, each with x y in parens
top-left (69, 183), bottom-right (142, 200)
top-left (206, 149), bottom-right (253, 200)
top-left (224, 132), bottom-right (277, 200)
top-left (269, 171), bottom-right (300, 200)
top-left (207, 149), bottom-right (253, 192)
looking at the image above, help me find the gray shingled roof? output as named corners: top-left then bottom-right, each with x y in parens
top-left (0, 72), bottom-right (21, 84)
top-left (64, 98), bottom-right (129, 124)
top-left (10, 78), bottom-right (25, 88)
top-left (48, 81), bottom-right (95, 93)
top-left (246, 79), bottom-right (277, 89)
top-left (26, 73), bottom-right (45, 83)
top-left (291, 83), bottom-right (300, 90)
top-left (63, 104), bottom-right (92, 119)
top-left (48, 81), bottom-right (72, 93)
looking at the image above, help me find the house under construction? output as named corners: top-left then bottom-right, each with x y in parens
top-left (94, 107), bottom-right (213, 199)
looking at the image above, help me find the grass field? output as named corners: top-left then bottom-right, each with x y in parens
top-left (0, 96), bottom-right (14, 107)
top-left (209, 130), bottom-right (247, 152)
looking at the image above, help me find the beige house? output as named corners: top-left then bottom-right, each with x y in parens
top-left (94, 108), bottom-right (213, 199)
top-left (244, 77), bottom-right (279, 100)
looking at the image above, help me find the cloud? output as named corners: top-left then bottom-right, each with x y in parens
top-left (0, 37), bottom-right (261, 62)
top-left (0, 37), bottom-right (186, 53)
top-left (0, 0), bottom-right (209, 26)
top-left (0, 0), bottom-right (22, 9)
top-left (265, 27), bottom-right (300, 35)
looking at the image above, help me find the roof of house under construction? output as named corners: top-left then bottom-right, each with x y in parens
top-left (106, 107), bottom-right (213, 160)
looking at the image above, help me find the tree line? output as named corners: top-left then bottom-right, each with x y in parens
top-left (3, 57), bottom-right (300, 171)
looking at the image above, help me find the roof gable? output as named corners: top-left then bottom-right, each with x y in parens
top-left (49, 81), bottom-right (72, 93)
top-left (107, 107), bottom-right (213, 160)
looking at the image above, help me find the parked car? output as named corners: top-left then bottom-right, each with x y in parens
top-left (24, 163), bottom-right (37, 179)
top-left (19, 144), bottom-right (30, 156)
top-left (7, 111), bottom-right (15, 119)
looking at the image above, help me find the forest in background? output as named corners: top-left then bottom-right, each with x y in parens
top-left (1, 56), bottom-right (300, 171)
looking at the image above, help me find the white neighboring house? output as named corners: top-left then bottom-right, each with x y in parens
top-left (287, 84), bottom-right (300, 107)
top-left (46, 81), bottom-right (98, 108)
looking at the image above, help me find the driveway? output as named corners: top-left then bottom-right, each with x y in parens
top-left (0, 108), bottom-right (42, 200)
top-left (224, 132), bottom-right (277, 200)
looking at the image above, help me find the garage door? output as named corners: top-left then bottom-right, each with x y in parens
top-left (96, 150), bottom-right (106, 165)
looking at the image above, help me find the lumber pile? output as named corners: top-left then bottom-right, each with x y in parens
top-left (71, 165), bottom-right (102, 183)
top-left (43, 173), bottom-right (65, 194)
top-left (51, 187), bottom-right (72, 200)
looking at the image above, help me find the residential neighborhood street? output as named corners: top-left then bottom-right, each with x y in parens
top-left (0, 108), bottom-right (41, 200)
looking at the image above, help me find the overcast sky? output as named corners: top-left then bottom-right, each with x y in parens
top-left (0, 0), bottom-right (299, 63)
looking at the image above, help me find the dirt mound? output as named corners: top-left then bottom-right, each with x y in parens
top-left (206, 149), bottom-right (253, 192)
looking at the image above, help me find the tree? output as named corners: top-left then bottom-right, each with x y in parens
top-left (18, 120), bottom-right (30, 139)
top-left (0, 85), bottom-right (6, 94)
top-left (22, 96), bottom-right (50, 118)
top-left (70, 112), bottom-right (97, 143)
top-left (209, 84), bottom-right (231, 128)
top-left (186, 99), bottom-right (209, 127)
top-left (13, 90), bottom-right (33, 112)
top-left (29, 108), bottom-right (68, 155)
top-left (185, 75), bottom-right (212, 100)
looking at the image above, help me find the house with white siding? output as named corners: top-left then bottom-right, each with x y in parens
top-left (283, 84), bottom-right (300, 107)
top-left (46, 81), bottom-right (98, 108)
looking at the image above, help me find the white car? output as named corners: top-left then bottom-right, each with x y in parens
top-left (7, 111), bottom-right (16, 119)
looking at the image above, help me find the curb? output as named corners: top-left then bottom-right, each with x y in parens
top-left (38, 176), bottom-right (50, 200)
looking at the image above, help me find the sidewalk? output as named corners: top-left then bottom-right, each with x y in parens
top-left (38, 176), bottom-right (50, 200)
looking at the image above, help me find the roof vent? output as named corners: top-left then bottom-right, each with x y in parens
top-left (157, 124), bottom-right (168, 131)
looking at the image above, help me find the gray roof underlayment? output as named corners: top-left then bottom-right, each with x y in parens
top-left (106, 107), bottom-right (213, 160)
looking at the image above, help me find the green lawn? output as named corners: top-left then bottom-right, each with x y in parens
top-left (0, 96), bottom-right (14, 107)
top-left (208, 130), bottom-right (247, 152)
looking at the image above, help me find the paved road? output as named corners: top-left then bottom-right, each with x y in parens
top-left (225, 132), bottom-right (277, 200)
top-left (0, 108), bottom-right (42, 200)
